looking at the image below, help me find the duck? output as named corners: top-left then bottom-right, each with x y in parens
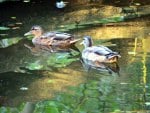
top-left (24, 25), bottom-right (80, 52)
top-left (80, 36), bottom-right (121, 65)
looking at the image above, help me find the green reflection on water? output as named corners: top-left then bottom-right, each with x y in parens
top-left (25, 52), bottom-right (79, 70)
top-left (0, 37), bottom-right (22, 48)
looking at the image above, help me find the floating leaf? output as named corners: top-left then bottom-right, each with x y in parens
top-left (114, 109), bottom-right (121, 112)
top-left (20, 87), bottom-right (28, 91)
top-left (15, 22), bottom-right (23, 25)
top-left (44, 106), bottom-right (59, 113)
top-left (12, 26), bottom-right (20, 30)
top-left (0, 26), bottom-right (10, 30)
top-left (8, 24), bottom-right (15, 27)
top-left (99, 16), bottom-right (124, 24)
top-left (145, 102), bottom-right (150, 106)
top-left (59, 25), bottom-right (65, 28)
top-left (128, 51), bottom-right (136, 55)
top-left (135, 3), bottom-right (141, 6)
top-left (23, 0), bottom-right (30, 2)
top-left (113, 16), bottom-right (124, 22)
top-left (26, 60), bottom-right (43, 70)
top-left (0, 34), bottom-right (8, 36)
top-left (47, 80), bottom-right (55, 83)
top-left (120, 82), bottom-right (130, 85)
top-left (11, 16), bottom-right (16, 19)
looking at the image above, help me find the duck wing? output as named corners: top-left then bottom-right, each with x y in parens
top-left (89, 46), bottom-right (112, 55)
top-left (54, 32), bottom-right (73, 40)
top-left (97, 45), bottom-right (113, 53)
top-left (41, 32), bottom-right (56, 38)
top-left (41, 32), bottom-right (73, 40)
top-left (90, 46), bottom-right (120, 58)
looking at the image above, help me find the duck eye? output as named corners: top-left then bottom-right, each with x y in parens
top-left (31, 28), bottom-right (38, 30)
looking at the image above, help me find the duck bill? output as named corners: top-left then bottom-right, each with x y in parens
top-left (80, 41), bottom-right (84, 45)
top-left (24, 31), bottom-right (32, 36)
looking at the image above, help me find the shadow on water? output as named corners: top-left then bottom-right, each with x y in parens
top-left (0, 0), bottom-right (150, 112)
top-left (0, 71), bottom-right (42, 106)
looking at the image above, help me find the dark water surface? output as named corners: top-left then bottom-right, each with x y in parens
top-left (0, 1), bottom-right (150, 113)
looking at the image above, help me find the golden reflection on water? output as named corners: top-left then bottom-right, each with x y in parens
top-left (133, 38), bottom-right (138, 56)
top-left (63, 6), bottom-right (120, 24)
top-left (78, 23), bottom-right (148, 39)
top-left (19, 67), bottom-right (86, 102)
top-left (141, 38), bottom-right (148, 94)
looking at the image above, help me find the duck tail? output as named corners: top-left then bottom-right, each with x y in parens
top-left (106, 52), bottom-right (121, 59)
top-left (106, 53), bottom-right (120, 63)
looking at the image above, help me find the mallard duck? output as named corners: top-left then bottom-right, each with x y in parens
top-left (80, 36), bottom-right (121, 64)
top-left (24, 25), bottom-right (80, 52)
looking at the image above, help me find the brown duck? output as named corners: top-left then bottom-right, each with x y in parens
top-left (24, 25), bottom-right (80, 52)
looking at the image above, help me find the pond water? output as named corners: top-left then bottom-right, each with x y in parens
top-left (0, 1), bottom-right (150, 113)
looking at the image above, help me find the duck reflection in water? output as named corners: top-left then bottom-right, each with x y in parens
top-left (24, 25), bottom-right (80, 54)
top-left (81, 58), bottom-right (120, 74)
top-left (80, 36), bottom-right (121, 74)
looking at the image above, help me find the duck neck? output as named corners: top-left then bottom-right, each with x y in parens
top-left (34, 31), bottom-right (43, 38)
top-left (86, 41), bottom-right (92, 47)
top-left (84, 44), bottom-right (92, 48)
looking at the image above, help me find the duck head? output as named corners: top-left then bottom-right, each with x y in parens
top-left (24, 25), bottom-right (43, 38)
top-left (80, 36), bottom-right (93, 48)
